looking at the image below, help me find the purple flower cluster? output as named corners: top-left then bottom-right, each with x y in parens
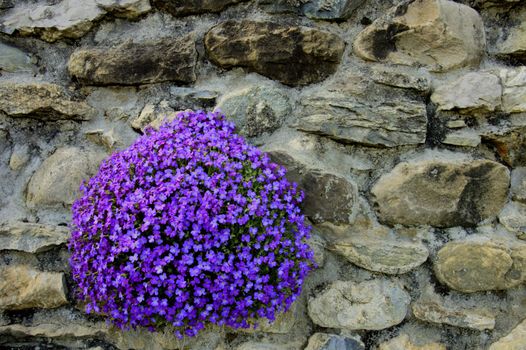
top-left (69, 110), bottom-right (314, 337)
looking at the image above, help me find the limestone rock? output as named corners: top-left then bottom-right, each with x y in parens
top-left (370, 66), bottom-right (431, 93)
top-left (499, 201), bottom-right (526, 235)
top-left (1, 0), bottom-right (151, 42)
top-left (491, 6), bottom-right (526, 61)
top-left (302, 0), bottom-right (365, 20)
top-left (434, 240), bottom-right (526, 292)
top-left (169, 87), bottom-right (218, 111)
top-left (511, 167), bottom-right (526, 203)
top-left (308, 279), bottom-right (410, 330)
top-left (353, 0), bottom-right (485, 72)
top-left (0, 265), bottom-right (68, 310)
top-left (237, 303), bottom-right (297, 334)
top-left (68, 36), bottom-right (197, 85)
top-left (0, 42), bottom-right (33, 73)
top-left (371, 156), bottom-right (510, 227)
top-left (130, 101), bottom-right (177, 132)
top-left (499, 67), bottom-right (526, 113)
top-left (0, 222), bottom-right (70, 253)
top-left (204, 20), bottom-right (345, 86)
top-left (0, 322), bottom-right (106, 339)
top-left (9, 143), bottom-right (30, 170)
top-left (26, 147), bottom-right (105, 208)
top-left (378, 334), bottom-right (446, 350)
top-left (304, 333), bottom-right (365, 350)
top-left (302, 172), bottom-right (356, 225)
top-left (235, 342), bottom-right (302, 350)
top-left (431, 72), bottom-right (502, 114)
top-left (412, 300), bottom-right (495, 330)
top-left (332, 236), bottom-right (429, 274)
top-left (0, 82), bottom-right (95, 120)
top-left (153, 0), bottom-right (245, 16)
top-left (298, 92), bottom-right (427, 148)
top-left (489, 319), bottom-right (526, 350)
top-left (442, 130), bottom-right (481, 148)
top-left (215, 85), bottom-right (290, 137)
top-left (482, 128), bottom-right (526, 167)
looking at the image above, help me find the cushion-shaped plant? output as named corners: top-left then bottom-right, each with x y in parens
top-left (69, 110), bottom-right (314, 337)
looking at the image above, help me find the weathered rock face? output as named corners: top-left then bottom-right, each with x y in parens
top-left (371, 156), bottom-right (510, 227)
top-left (434, 240), bottom-right (526, 292)
top-left (511, 167), bottom-right (526, 203)
top-left (489, 319), bottom-right (526, 350)
top-left (489, 6), bottom-right (526, 61)
top-left (0, 42), bottom-right (33, 73)
top-left (0, 82), bottom-right (95, 120)
top-left (308, 279), bottom-right (410, 330)
top-left (1, 0), bottom-right (151, 42)
top-left (353, 0), bottom-right (485, 72)
top-left (0, 222), bottom-right (69, 253)
top-left (68, 36), bottom-right (197, 85)
top-left (332, 236), bottom-right (429, 274)
top-left (204, 21), bottom-right (345, 86)
top-left (26, 147), bottom-right (105, 208)
top-left (302, 0), bottom-right (365, 20)
top-left (412, 300), bottom-right (496, 330)
top-left (304, 333), bottom-right (365, 350)
top-left (431, 72), bottom-right (502, 114)
top-left (0, 265), bottom-right (68, 310)
top-left (499, 67), bottom-right (526, 113)
top-left (215, 85), bottom-right (291, 137)
top-left (499, 201), bottom-right (526, 236)
top-left (378, 334), bottom-right (446, 350)
top-left (153, 0), bottom-right (245, 16)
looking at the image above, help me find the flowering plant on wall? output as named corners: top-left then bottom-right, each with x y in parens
top-left (69, 110), bottom-right (315, 337)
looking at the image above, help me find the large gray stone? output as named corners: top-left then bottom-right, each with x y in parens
top-left (371, 155), bottom-right (510, 227)
top-left (302, 0), bottom-right (365, 20)
top-left (0, 222), bottom-right (70, 253)
top-left (1, 0), bottom-right (151, 42)
top-left (204, 20), bottom-right (345, 86)
top-left (353, 0), bottom-right (485, 72)
top-left (499, 201), bottom-right (526, 237)
top-left (68, 36), bottom-right (197, 85)
top-left (499, 67), bottom-right (526, 113)
top-left (26, 147), bottom-right (105, 208)
top-left (216, 85), bottom-right (291, 137)
top-left (412, 300), bottom-right (496, 330)
top-left (305, 333), bottom-right (365, 350)
top-left (332, 236), bottom-right (429, 274)
top-left (434, 240), bottom-right (526, 292)
top-left (153, 0), bottom-right (245, 16)
top-left (0, 81), bottom-right (96, 120)
top-left (0, 42), bottom-right (33, 73)
top-left (0, 265), bottom-right (68, 310)
top-left (308, 279), bottom-right (410, 330)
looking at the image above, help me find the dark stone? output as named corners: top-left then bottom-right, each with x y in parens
top-left (68, 36), bottom-right (197, 85)
top-left (153, 0), bottom-right (246, 16)
top-left (204, 20), bottom-right (345, 86)
top-left (302, 0), bottom-right (365, 20)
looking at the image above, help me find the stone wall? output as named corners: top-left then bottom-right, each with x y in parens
top-left (0, 0), bottom-right (525, 349)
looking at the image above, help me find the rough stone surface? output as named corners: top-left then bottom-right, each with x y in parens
top-left (431, 72), bottom-right (502, 114)
top-left (499, 67), bottom-right (526, 113)
top-left (434, 240), bottom-right (526, 292)
top-left (215, 85), bottom-right (291, 137)
top-left (153, 0), bottom-right (245, 16)
top-left (412, 300), bottom-right (496, 330)
top-left (442, 130), bottom-right (481, 148)
top-left (308, 279), bottom-right (410, 330)
top-left (489, 319), bottom-right (526, 350)
top-left (499, 201), bottom-right (526, 235)
top-left (68, 36), bottom-right (197, 85)
top-left (0, 265), bottom-right (68, 310)
top-left (0, 222), bottom-right (70, 253)
top-left (511, 167), bottom-right (526, 203)
top-left (378, 334), bottom-right (446, 350)
top-left (483, 128), bottom-right (526, 167)
top-left (205, 20), bottom-right (345, 86)
top-left (304, 333), bottom-right (365, 350)
top-left (26, 147), bottom-right (105, 208)
top-left (332, 236), bottom-right (429, 274)
top-left (9, 143), bottom-right (30, 171)
top-left (371, 156), bottom-right (510, 227)
top-left (490, 6), bottom-right (526, 61)
top-left (302, 0), bottom-right (365, 20)
top-left (0, 42), bottom-right (33, 73)
top-left (370, 66), bottom-right (431, 93)
top-left (1, 0), bottom-right (151, 42)
top-left (0, 82), bottom-right (95, 120)
top-left (353, 0), bottom-right (485, 72)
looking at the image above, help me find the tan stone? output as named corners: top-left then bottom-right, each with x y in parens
top-left (499, 67), bottom-right (526, 113)
top-left (434, 241), bottom-right (526, 292)
top-left (412, 300), bottom-right (495, 330)
top-left (26, 147), bottom-right (105, 208)
top-left (0, 222), bottom-right (70, 253)
top-left (371, 155), bottom-right (510, 227)
top-left (0, 265), bottom-right (68, 310)
top-left (0, 82), bottom-right (95, 120)
top-left (378, 334), bottom-right (446, 350)
top-left (354, 0), bottom-right (485, 72)
top-left (489, 319), bottom-right (526, 350)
